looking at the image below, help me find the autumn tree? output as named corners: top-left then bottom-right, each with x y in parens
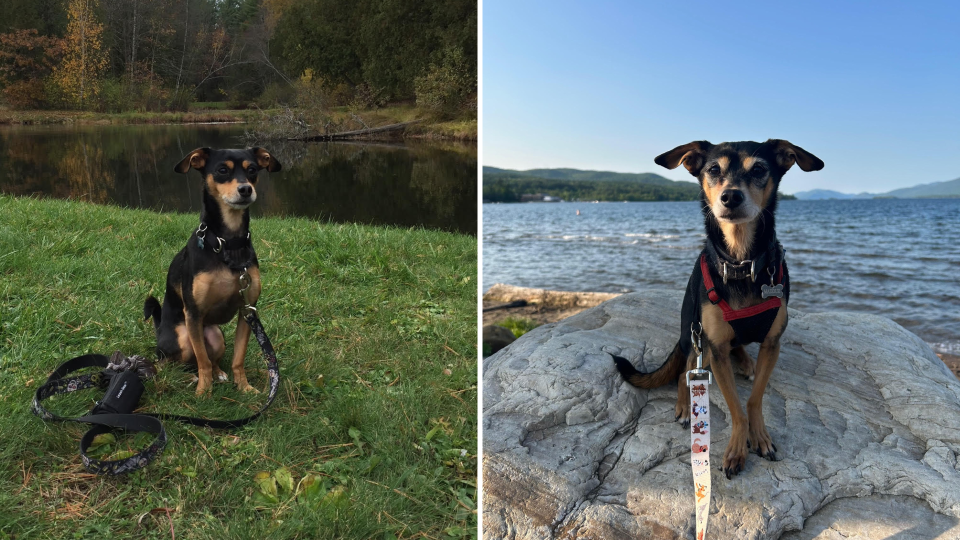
top-left (54, 0), bottom-right (108, 109)
top-left (0, 29), bottom-right (64, 108)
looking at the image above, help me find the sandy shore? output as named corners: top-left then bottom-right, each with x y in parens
top-left (484, 283), bottom-right (960, 382)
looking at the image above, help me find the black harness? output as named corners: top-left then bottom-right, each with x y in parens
top-left (679, 239), bottom-right (789, 358)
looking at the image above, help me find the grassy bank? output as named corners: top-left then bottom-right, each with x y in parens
top-left (0, 104), bottom-right (477, 141)
top-left (0, 109), bottom-right (272, 126)
top-left (0, 196), bottom-right (477, 539)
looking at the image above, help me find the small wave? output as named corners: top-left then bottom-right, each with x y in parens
top-left (624, 233), bottom-right (680, 240)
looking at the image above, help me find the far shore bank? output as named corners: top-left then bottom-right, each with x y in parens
top-left (0, 106), bottom-right (477, 141)
top-left (484, 282), bottom-right (960, 380)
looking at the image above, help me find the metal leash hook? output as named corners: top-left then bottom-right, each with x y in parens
top-left (238, 268), bottom-right (257, 318)
top-left (686, 322), bottom-right (713, 385)
top-left (196, 222), bottom-right (208, 249)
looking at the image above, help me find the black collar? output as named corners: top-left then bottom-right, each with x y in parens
top-left (195, 221), bottom-right (255, 271)
top-left (196, 221), bottom-right (252, 253)
top-left (704, 235), bottom-right (783, 284)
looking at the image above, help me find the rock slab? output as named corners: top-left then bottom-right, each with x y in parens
top-left (482, 290), bottom-right (960, 539)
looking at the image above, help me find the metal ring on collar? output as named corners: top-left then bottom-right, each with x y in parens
top-left (213, 236), bottom-right (224, 253)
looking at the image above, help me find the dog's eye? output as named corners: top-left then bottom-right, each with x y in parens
top-left (708, 165), bottom-right (721, 176)
top-left (217, 167), bottom-right (228, 175)
top-left (751, 164), bottom-right (767, 176)
top-left (247, 166), bottom-right (257, 174)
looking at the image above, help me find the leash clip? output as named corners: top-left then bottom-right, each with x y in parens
top-left (196, 222), bottom-right (207, 249)
top-left (686, 322), bottom-right (713, 385)
top-left (238, 268), bottom-right (257, 317)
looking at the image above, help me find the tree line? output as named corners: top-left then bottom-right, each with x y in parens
top-left (483, 173), bottom-right (703, 203)
top-left (0, 0), bottom-right (477, 115)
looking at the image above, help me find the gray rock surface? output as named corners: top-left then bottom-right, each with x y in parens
top-left (482, 290), bottom-right (960, 539)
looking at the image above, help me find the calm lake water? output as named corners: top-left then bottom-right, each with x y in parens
top-left (483, 199), bottom-right (960, 355)
top-left (0, 124), bottom-right (477, 234)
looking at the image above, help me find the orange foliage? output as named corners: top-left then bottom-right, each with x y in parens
top-left (0, 29), bottom-right (64, 109)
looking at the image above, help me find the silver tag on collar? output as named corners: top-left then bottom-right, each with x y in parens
top-left (761, 284), bottom-right (784, 299)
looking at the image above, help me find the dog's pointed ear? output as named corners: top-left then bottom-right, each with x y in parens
top-left (251, 147), bottom-right (282, 172)
top-left (654, 141), bottom-right (713, 176)
top-left (174, 148), bottom-right (210, 174)
top-left (767, 140), bottom-right (824, 172)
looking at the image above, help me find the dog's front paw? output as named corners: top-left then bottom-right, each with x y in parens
top-left (237, 382), bottom-right (259, 394)
top-left (748, 423), bottom-right (779, 461)
top-left (214, 369), bottom-right (229, 383)
top-left (195, 379), bottom-right (212, 396)
top-left (721, 435), bottom-right (748, 479)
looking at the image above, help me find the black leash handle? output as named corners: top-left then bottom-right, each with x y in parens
top-left (32, 310), bottom-right (279, 475)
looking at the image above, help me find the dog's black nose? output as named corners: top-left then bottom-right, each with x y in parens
top-left (238, 185), bottom-right (253, 198)
top-left (720, 189), bottom-right (744, 208)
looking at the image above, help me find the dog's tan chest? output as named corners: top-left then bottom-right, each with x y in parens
top-left (190, 267), bottom-right (260, 325)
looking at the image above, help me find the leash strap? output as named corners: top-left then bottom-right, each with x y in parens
top-left (687, 324), bottom-right (712, 540)
top-left (32, 311), bottom-right (279, 475)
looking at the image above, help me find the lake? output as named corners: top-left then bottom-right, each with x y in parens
top-left (483, 199), bottom-right (960, 356)
top-left (0, 124), bottom-right (477, 234)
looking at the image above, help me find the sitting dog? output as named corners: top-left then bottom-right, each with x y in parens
top-left (144, 147), bottom-right (281, 396)
top-left (613, 140), bottom-right (823, 478)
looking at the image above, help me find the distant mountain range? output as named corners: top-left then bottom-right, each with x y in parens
top-left (792, 177), bottom-right (960, 200)
top-left (484, 167), bottom-right (960, 202)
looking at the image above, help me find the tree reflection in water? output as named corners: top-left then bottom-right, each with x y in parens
top-left (0, 124), bottom-right (477, 234)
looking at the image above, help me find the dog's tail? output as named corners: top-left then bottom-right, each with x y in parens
top-left (143, 296), bottom-right (162, 332)
top-left (612, 341), bottom-right (686, 388)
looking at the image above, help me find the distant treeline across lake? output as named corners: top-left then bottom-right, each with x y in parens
top-left (482, 167), bottom-right (798, 202)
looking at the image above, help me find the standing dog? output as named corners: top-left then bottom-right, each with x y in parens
top-left (613, 140), bottom-right (823, 478)
top-left (144, 147), bottom-right (281, 396)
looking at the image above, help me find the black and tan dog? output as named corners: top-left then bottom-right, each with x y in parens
top-left (613, 139), bottom-right (823, 478)
top-left (144, 147), bottom-right (281, 396)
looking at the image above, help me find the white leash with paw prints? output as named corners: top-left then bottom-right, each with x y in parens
top-left (687, 323), bottom-right (712, 540)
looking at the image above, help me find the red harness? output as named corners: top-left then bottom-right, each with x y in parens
top-left (700, 254), bottom-right (783, 322)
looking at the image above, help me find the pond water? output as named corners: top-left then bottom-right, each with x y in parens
top-left (0, 123), bottom-right (477, 234)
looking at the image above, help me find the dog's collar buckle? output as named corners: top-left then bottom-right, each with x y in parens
top-left (721, 259), bottom-right (757, 284)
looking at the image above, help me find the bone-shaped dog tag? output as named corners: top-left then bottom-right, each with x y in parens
top-left (761, 284), bottom-right (783, 299)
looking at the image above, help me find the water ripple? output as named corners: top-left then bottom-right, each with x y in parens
top-left (483, 199), bottom-right (960, 355)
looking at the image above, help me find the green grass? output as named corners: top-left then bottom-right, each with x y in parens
top-left (0, 196), bottom-right (477, 539)
top-left (189, 102), bottom-right (237, 111)
top-left (497, 318), bottom-right (540, 339)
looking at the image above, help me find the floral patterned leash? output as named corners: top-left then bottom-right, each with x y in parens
top-left (687, 323), bottom-right (713, 540)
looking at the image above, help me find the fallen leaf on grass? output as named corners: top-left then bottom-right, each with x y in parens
top-left (274, 467), bottom-right (294, 494)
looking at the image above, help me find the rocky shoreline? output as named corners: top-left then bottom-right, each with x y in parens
top-left (483, 283), bottom-right (959, 381)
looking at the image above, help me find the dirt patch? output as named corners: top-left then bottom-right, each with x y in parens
top-left (938, 353), bottom-right (960, 380)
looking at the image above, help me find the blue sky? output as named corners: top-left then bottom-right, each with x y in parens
top-left (483, 1), bottom-right (960, 194)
